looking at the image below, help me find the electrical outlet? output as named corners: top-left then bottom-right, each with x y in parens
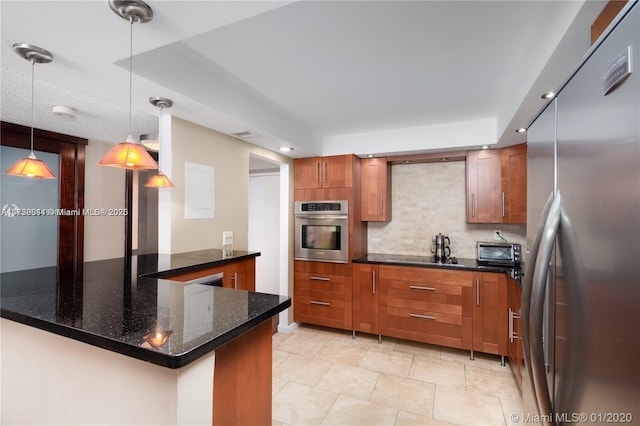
top-left (493, 230), bottom-right (502, 241)
top-left (222, 231), bottom-right (234, 246)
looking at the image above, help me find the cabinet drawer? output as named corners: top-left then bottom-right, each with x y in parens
top-left (295, 272), bottom-right (352, 301)
top-left (380, 306), bottom-right (472, 349)
top-left (379, 265), bottom-right (424, 281)
top-left (379, 280), bottom-right (468, 315)
top-left (294, 296), bottom-right (352, 330)
top-left (379, 266), bottom-right (473, 287)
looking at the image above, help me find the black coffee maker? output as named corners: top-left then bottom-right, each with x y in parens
top-left (431, 233), bottom-right (451, 262)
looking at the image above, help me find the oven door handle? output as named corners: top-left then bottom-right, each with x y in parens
top-left (295, 215), bottom-right (348, 220)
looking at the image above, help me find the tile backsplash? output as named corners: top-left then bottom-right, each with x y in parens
top-left (367, 161), bottom-right (527, 260)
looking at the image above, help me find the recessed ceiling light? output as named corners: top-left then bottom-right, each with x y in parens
top-left (481, 145), bottom-right (489, 149)
top-left (541, 92), bottom-right (555, 99)
top-left (515, 128), bottom-right (527, 133)
top-left (278, 146), bottom-right (293, 152)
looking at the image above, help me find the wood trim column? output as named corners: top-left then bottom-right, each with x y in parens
top-left (212, 320), bottom-right (273, 425)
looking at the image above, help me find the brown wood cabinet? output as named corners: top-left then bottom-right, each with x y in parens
top-left (294, 155), bottom-right (354, 189)
top-left (472, 272), bottom-right (508, 356)
top-left (467, 146), bottom-right (527, 224)
top-left (352, 263), bottom-right (379, 334)
top-left (507, 276), bottom-right (523, 391)
top-left (162, 257), bottom-right (256, 291)
top-left (213, 319), bottom-right (272, 425)
top-left (501, 143), bottom-right (527, 224)
top-left (467, 149), bottom-right (502, 223)
top-left (360, 157), bottom-right (392, 222)
top-left (378, 265), bottom-right (473, 349)
top-left (293, 261), bottom-right (353, 330)
top-left (227, 257), bottom-right (255, 291)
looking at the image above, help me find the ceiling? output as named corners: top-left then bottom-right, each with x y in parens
top-left (1, 1), bottom-right (608, 160)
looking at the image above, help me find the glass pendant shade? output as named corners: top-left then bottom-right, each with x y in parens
top-left (98, 137), bottom-right (159, 170)
top-left (144, 171), bottom-right (175, 188)
top-left (4, 152), bottom-right (56, 179)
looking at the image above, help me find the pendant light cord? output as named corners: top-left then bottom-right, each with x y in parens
top-left (128, 16), bottom-right (134, 138)
top-left (30, 59), bottom-right (35, 153)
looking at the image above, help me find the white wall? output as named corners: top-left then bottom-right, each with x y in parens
top-left (1, 319), bottom-right (214, 425)
top-left (249, 173), bottom-right (280, 295)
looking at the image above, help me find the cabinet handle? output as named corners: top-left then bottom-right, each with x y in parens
top-left (310, 276), bottom-right (330, 281)
top-left (323, 161), bottom-right (327, 183)
top-left (471, 193), bottom-right (476, 218)
top-left (379, 194), bottom-right (384, 216)
top-left (310, 301), bottom-right (330, 306)
top-left (409, 285), bottom-right (436, 291)
top-left (372, 270), bottom-right (376, 295)
top-left (315, 161), bottom-right (320, 183)
top-left (509, 307), bottom-right (514, 342)
top-left (509, 308), bottom-right (520, 342)
top-left (502, 192), bottom-right (506, 218)
top-left (409, 313), bottom-right (435, 320)
top-left (233, 272), bottom-right (238, 289)
top-left (476, 278), bottom-right (480, 306)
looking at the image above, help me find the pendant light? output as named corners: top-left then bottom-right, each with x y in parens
top-left (144, 97), bottom-right (175, 188)
top-left (98, 0), bottom-right (159, 170)
top-left (3, 43), bottom-right (56, 179)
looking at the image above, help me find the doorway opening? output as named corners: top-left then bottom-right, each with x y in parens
top-left (248, 154), bottom-right (291, 330)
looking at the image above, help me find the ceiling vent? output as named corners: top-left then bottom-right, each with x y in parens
top-left (229, 131), bottom-right (256, 139)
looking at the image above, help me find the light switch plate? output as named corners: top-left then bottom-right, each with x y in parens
top-left (223, 231), bottom-right (234, 246)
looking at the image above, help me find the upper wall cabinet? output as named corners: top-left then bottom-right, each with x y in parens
top-left (294, 155), bottom-right (354, 189)
top-left (467, 149), bottom-right (502, 223)
top-left (500, 143), bottom-right (527, 224)
top-left (466, 145), bottom-right (527, 224)
top-left (360, 157), bottom-right (391, 222)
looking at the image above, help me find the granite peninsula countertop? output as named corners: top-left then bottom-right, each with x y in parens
top-left (0, 250), bottom-right (291, 368)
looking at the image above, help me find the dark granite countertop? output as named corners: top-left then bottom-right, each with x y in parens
top-left (0, 250), bottom-right (291, 369)
top-left (353, 253), bottom-right (523, 284)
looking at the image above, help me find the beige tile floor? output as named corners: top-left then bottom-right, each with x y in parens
top-left (272, 324), bottom-right (523, 426)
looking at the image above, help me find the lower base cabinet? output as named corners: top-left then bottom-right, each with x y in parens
top-left (353, 263), bottom-right (379, 334)
top-left (161, 257), bottom-right (255, 291)
top-left (295, 262), bottom-right (513, 361)
top-left (472, 272), bottom-right (509, 356)
top-left (293, 261), bottom-right (353, 330)
top-left (378, 265), bottom-right (473, 350)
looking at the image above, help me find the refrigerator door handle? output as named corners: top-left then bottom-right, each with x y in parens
top-left (529, 192), bottom-right (562, 423)
top-left (554, 206), bottom-right (587, 417)
top-left (522, 192), bottom-right (555, 416)
top-left (522, 191), bottom-right (554, 398)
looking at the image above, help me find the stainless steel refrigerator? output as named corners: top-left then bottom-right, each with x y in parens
top-left (524, 1), bottom-right (640, 424)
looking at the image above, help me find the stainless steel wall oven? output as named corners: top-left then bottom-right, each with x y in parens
top-left (294, 200), bottom-right (349, 263)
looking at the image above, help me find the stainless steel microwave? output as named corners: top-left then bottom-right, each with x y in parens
top-left (477, 242), bottom-right (521, 265)
top-left (294, 200), bottom-right (349, 263)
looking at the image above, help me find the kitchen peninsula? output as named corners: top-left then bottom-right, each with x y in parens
top-left (1, 249), bottom-right (291, 425)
